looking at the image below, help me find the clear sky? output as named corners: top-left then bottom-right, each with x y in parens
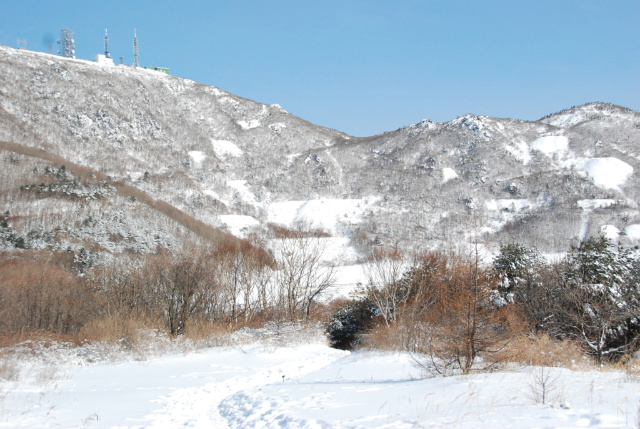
top-left (1, 1), bottom-right (638, 137)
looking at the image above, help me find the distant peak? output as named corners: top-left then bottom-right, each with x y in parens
top-left (539, 102), bottom-right (639, 128)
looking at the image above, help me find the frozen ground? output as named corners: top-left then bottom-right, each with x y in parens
top-left (1, 328), bottom-right (640, 428)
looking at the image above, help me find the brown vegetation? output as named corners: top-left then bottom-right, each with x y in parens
top-left (0, 220), bottom-right (338, 347)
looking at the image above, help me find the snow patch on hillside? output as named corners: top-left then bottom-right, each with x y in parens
top-left (203, 189), bottom-right (219, 199)
top-left (267, 198), bottom-right (377, 235)
top-left (601, 224), bottom-right (620, 241)
top-left (237, 119), bottom-right (261, 130)
top-left (485, 199), bottom-right (531, 212)
top-left (577, 199), bottom-right (617, 210)
top-left (484, 199), bottom-right (536, 231)
top-left (442, 167), bottom-right (458, 183)
top-left (504, 139), bottom-right (531, 164)
top-left (188, 151), bottom-right (205, 167)
top-left (574, 157), bottom-right (633, 190)
top-left (211, 139), bottom-right (243, 159)
top-left (227, 180), bottom-right (259, 205)
top-left (624, 225), bottom-right (640, 241)
top-left (531, 135), bottom-right (569, 156)
top-left (219, 215), bottom-right (260, 237)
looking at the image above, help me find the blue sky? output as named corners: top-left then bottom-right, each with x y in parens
top-left (1, 1), bottom-right (638, 137)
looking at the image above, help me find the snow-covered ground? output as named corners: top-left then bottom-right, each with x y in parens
top-left (2, 329), bottom-right (640, 428)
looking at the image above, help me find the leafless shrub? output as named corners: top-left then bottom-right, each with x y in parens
top-left (270, 222), bottom-right (337, 321)
top-left (362, 247), bottom-right (407, 326)
top-left (394, 251), bottom-right (527, 375)
top-left (526, 366), bottom-right (562, 405)
top-left (0, 256), bottom-right (101, 335)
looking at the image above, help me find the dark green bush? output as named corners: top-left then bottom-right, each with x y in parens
top-left (326, 298), bottom-right (377, 350)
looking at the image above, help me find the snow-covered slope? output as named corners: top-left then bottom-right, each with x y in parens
top-left (1, 45), bottom-right (640, 258)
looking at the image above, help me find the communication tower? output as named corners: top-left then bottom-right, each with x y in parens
top-left (104, 29), bottom-right (111, 58)
top-left (57, 29), bottom-right (75, 58)
top-left (133, 28), bottom-right (139, 67)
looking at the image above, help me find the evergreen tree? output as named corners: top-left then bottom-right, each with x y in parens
top-left (563, 236), bottom-right (640, 361)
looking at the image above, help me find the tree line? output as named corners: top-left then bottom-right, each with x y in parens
top-left (0, 223), bottom-right (335, 342)
top-left (328, 235), bottom-right (640, 373)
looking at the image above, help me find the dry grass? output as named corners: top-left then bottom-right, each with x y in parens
top-left (0, 356), bottom-right (20, 382)
top-left (488, 333), bottom-right (591, 368)
top-left (359, 324), bottom-right (407, 351)
top-left (77, 314), bottom-right (160, 346)
top-left (181, 319), bottom-right (238, 346)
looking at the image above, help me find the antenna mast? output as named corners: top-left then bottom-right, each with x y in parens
top-left (133, 28), bottom-right (139, 67)
top-left (104, 28), bottom-right (111, 58)
top-left (57, 29), bottom-right (75, 58)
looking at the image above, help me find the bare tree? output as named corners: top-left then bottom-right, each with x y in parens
top-left (407, 252), bottom-right (525, 375)
top-left (141, 248), bottom-right (218, 335)
top-left (271, 224), bottom-right (336, 320)
top-left (362, 247), bottom-right (407, 326)
top-left (213, 236), bottom-right (274, 324)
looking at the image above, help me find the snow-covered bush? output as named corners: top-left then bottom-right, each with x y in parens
top-left (561, 235), bottom-right (640, 361)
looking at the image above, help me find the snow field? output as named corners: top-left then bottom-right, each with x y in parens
top-left (267, 198), bottom-right (377, 236)
top-left (3, 338), bottom-right (640, 428)
top-left (218, 214), bottom-right (261, 237)
top-left (574, 157), bottom-right (633, 190)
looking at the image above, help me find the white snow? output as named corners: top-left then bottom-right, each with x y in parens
top-left (203, 189), bottom-right (220, 199)
top-left (484, 199), bottom-right (537, 233)
top-left (601, 224), bottom-right (620, 241)
top-left (530, 135), bottom-right (633, 190)
top-left (577, 199), bottom-right (617, 210)
top-left (268, 122), bottom-right (286, 132)
top-left (442, 167), bottom-right (458, 183)
top-left (317, 237), bottom-right (361, 265)
top-left (485, 199), bottom-right (531, 212)
top-left (188, 150), bottom-right (206, 167)
top-left (227, 180), bottom-right (258, 205)
top-left (574, 157), bottom-right (633, 190)
top-left (267, 198), bottom-right (377, 236)
top-left (504, 139), bottom-right (532, 164)
top-left (2, 335), bottom-right (640, 428)
top-left (237, 119), bottom-right (261, 130)
top-left (624, 224), bottom-right (640, 241)
top-left (271, 103), bottom-right (288, 113)
top-left (331, 264), bottom-right (368, 298)
top-left (211, 139), bottom-right (243, 159)
top-left (531, 135), bottom-right (569, 156)
top-left (219, 215), bottom-right (260, 237)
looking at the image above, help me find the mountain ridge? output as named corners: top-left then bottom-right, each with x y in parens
top-left (1, 45), bottom-right (639, 261)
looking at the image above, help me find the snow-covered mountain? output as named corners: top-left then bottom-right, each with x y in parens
top-left (2, 44), bottom-right (640, 260)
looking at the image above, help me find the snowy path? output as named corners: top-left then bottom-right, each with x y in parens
top-left (144, 344), bottom-right (348, 428)
top-left (2, 340), bottom-right (640, 428)
top-left (0, 343), bottom-right (347, 428)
